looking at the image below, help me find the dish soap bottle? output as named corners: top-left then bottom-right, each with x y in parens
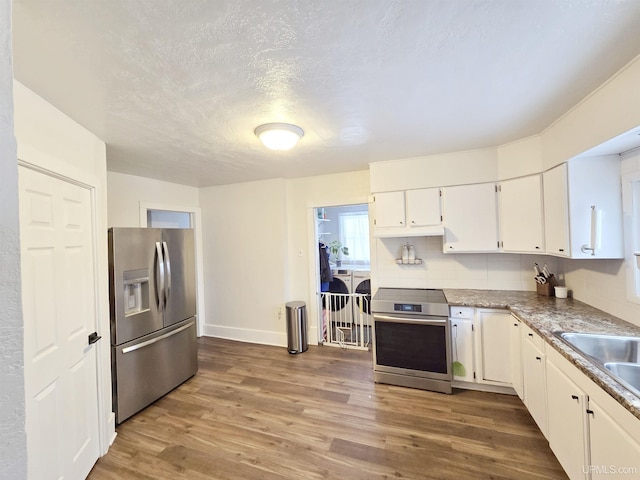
top-left (401, 244), bottom-right (409, 264)
top-left (408, 244), bottom-right (415, 263)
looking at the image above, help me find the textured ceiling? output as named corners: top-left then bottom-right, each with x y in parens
top-left (12, 0), bottom-right (640, 187)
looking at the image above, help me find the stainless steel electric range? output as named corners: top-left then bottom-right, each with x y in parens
top-left (371, 288), bottom-right (452, 394)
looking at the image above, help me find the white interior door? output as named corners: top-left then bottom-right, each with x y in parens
top-left (19, 166), bottom-right (100, 480)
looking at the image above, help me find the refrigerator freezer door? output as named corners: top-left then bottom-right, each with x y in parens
top-left (111, 317), bottom-right (197, 424)
top-left (109, 228), bottom-right (164, 345)
top-left (162, 228), bottom-right (196, 327)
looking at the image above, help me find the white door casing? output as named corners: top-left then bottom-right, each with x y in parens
top-left (19, 166), bottom-right (100, 479)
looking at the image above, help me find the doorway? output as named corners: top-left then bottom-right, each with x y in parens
top-left (315, 203), bottom-right (371, 349)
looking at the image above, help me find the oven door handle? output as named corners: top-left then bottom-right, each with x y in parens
top-left (373, 314), bottom-right (448, 325)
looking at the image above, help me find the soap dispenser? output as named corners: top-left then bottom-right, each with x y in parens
top-left (408, 244), bottom-right (415, 263)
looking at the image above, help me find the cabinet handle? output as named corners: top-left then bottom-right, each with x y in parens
top-left (535, 246), bottom-right (540, 249)
top-left (559, 248), bottom-right (565, 252)
top-left (411, 220), bottom-right (415, 224)
top-left (535, 356), bottom-right (542, 361)
top-left (528, 333), bottom-right (533, 337)
top-left (513, 323), bottom-right (518, 327)
top-left (571, 395), bottom-right (579, 401)
top-left (586, 409), bottom-right (594, 416)
top-left (449, 245), bottom-right (453, 249)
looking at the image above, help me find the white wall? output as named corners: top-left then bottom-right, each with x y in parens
top-left (497, 135), bottom-right (543, 180)
top-left (13, 81), bottom-right (115, 451)
top-left (369, 147), bottom-right (498, 193)
top-left (542, 53), bottom-right (640, 169)
top-left (0, 2), bottom-right (27, 476)
top-left (199, 178), bottom-right (288, 345)
top-left (107, 171), bottom-right (199, 227)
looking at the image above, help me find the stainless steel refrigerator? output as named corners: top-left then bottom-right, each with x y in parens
top-left (108, 227), bottom-right (198, 424)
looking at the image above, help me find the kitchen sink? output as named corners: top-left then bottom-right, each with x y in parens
top-left (558, 332), bottom-right (640, 364)
top-left (604, 362), bottom-right (640, 396)
top-left (554, 332), bottom-right (640, 398)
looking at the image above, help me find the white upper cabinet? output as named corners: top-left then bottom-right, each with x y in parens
top-left (442, 182), bottom-right (499, 252)
top-left (372, 188), bottom-right (443, 237)
top-left (543, 163), bottom-right (571, 256)
top-left (406, 188), bottom-right (441, 227)
top-left (498, 175), bottom-right (545, 253)
top-left (543, 156), bottom-right (623, 259)
top-left (373, 191), bottom-right (406, 228)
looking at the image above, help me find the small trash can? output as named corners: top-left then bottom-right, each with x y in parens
top-left (286, 301), bottom-right (308, 354)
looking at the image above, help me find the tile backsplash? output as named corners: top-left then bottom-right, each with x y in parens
top-left (373, 236), bottom-right (559, 291)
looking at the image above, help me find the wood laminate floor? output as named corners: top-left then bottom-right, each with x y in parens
top-left (88, 337), bottom-right (567, 480)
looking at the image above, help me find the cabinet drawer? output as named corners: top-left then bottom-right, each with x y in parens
top-left (522, 323), bottom-right (544, 351)
top-left (449, 306), bottom-right (474, 319)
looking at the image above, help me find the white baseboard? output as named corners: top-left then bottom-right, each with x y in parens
top-left (102, 412), bottom-right (117, 455)
top-left (452, 380), bottom-right (517, 395)
top-left (201, 324), bottom-right (320, 347)
top-left (202, 324), bottom-right (287, 346)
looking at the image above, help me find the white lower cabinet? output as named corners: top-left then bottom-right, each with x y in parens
top-left (475, 309), bottom-right (512, 385)
top-left (521, 324), bottom-right (547, 436)
top-left (545, 343), bottom-right (640, 480)
top-left (449, 306), bottom-right (475, 383)
top-left (449, 307), bottom-right (513, 389)
top-left (450, 309), bottom-right (640, 479)
top-left (588, 397), bottom-right (640, 480)
top-left (546, 358), bottom-right (589, 480)
top-left (450, 316), bottom-right (474, 383)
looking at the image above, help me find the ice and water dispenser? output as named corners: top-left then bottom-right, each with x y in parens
top-left (123, 268), bottom-right (150, 316)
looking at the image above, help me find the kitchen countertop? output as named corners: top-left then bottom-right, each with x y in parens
top-left (443, 289), bottom-right (640, 420)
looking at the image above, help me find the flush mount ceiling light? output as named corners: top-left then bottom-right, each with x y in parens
top-left (254, 123), bottom-right (304, 151)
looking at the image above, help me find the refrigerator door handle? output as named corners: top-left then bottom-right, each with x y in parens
top-left (120, 320), bottom-right (194, 354)
top-left (155, 241), bottom-right (165, 311)
top-left (163, 241), bottom-right (171, 304)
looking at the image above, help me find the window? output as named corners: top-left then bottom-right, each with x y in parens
top-left (339, 212), bottom-right (370, 264)
top-left (147, 209), bottom-right (192, 228)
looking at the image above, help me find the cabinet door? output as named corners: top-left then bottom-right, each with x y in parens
top-left (442, 183), bottom-right (499, 252)
top-left (406, 188), bottom-right (441, 227)
top-left (546, 360), bottom-right (589, 480)
top-left (510, 317), bottom-right (523, 399)
top-left (499, 175), bottom-right (545, 253)
top-left (543, 164), bottom-right (571, 257)
top-left (589, 398), bottom-right (640, 480)
top-left (373, 191), bottom-right (405, 228)
top-left (450, 318), bottom-right (474, 382)
top-left (567, 155), bottom-right (624, 259)
top-left (522, 331), bottom-right (547, 436)
top-left (476, 309), bottom-right (511, 385)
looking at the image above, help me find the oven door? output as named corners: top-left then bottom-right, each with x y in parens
top-left (372, 313), bottom-right (452, 381)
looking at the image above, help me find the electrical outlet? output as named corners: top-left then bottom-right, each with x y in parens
top-left (277, 305), bottom-right (283, 320)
